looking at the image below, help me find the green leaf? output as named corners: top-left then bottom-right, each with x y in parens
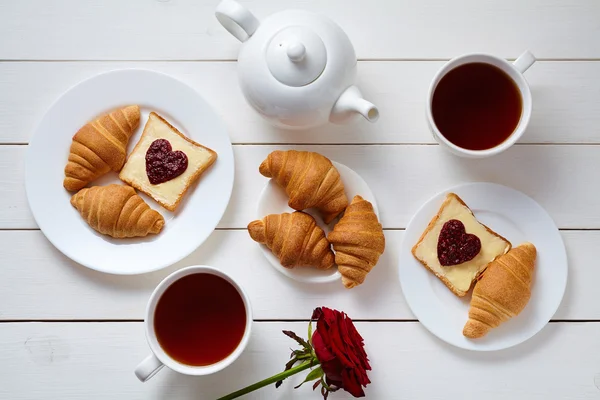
top-left (294, 366), bottom-right (324, 389)
top-left (308, 319), bottom-right (313, 343)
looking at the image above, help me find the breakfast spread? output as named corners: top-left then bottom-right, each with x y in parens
top-left (18, 2), bottom-right (562, 383)
top-left (464, 243), bottom-right (537, 338)
top-left (63, 105), bottom-right (140, 191)
top-left (247, 211), bottom-right (335, 270)
top-left (65, 108), bottom-right (217, 238)
top-left (412, 193), bottom-right (512, 297)
top-left (120, 112), bottom-right (217, 211)
top-left (328, 195), bottom-right (385, 289)
top-left (259, 150), bottom-right (348, 224)
top-left (70, 184), bottom-right (164, 238)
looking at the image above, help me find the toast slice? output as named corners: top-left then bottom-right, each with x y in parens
top-left (119, 112), bottom-right (217, 211)
top-left (411, 193), bottom-right (511, 297)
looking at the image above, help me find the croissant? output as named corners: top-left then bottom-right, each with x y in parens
top-left (463, 243), bottom-right (537, 338)
top-left (328, 195), bottom-right (385, 289)
top-left (259, 150), bottom-right (348, 224)
top-left (248, 212), bottom-right (335, 270)
top-left (64, 105), bottom-right (140, 191)
top-left (71, 184), bottom-right (164, 238)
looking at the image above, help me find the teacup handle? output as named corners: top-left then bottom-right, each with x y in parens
top-left (135, 353), bottom-right (164, 382)
top-left (513, 50), bottom-right (536, 74)
top-left (215, 0), bottom-right (260, 42)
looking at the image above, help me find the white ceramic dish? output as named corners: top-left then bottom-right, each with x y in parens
top-left (398, 182), bottom-right (567, 351)
top-left (25, 69), bottom-right (235, 275)
top-left (256, 161), bottom-right (379, 283)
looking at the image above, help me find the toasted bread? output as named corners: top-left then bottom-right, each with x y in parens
top-left (411, 193), bottom-right (511, 297)
top-left (119, 112), bottom-right (217, 211)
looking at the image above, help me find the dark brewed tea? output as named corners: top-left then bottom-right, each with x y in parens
top-left (154, 273), bottom-right (246, 366)
top-left (432, 62), bottom-right (522, 150)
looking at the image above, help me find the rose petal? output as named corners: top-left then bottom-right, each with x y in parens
top-left (312, 331), bottom-right (335, 363)
top-left (325, 375), bottom-right (343, 390)
top-left (321, 359), bottom-right (343, 382)
top-left (312, 307), bottom-right (324, 321)
top-left (341, 369), bottom-right (366, 397)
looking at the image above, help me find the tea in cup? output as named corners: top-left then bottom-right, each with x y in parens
top-left (134, 266), bottom-right (252, 382)
top-left (427, 50), bottom-right (536, 158)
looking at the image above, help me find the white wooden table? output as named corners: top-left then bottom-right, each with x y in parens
top-left (1, 1), bottom-right (600, 399)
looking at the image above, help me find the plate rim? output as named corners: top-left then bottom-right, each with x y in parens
top-left (398, 182), bottom-right (568, 351)
top-left (25, 68), bottom-right (235, 275)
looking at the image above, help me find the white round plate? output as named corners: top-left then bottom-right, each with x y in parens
top-left (26, 69), bottom-right (234, 275)
top-left (398, 183), bottom-right (567, 351)
top-left (257, 162), bottom-right (379, 283)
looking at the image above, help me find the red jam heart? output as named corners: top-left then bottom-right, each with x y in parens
top-left (146, 139), bottom-right (188, 185)
top-left (437, 219), bottom-right (481, 266)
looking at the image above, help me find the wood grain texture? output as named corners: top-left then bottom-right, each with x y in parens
top-left (6, 145), bottom-right (600, 229)
top-left (1, 0), bottom-right (599, 60)
top-left (2, 322), bottom-right (600, 399)
top-left (0, 230), bottom-right (589, 320)
top-left (2, 0), bottom-right (600, 397)
top-left (1, 61), bottom-right (599, 144)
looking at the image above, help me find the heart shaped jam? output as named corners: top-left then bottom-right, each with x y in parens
top-left (437, 219), bottom-right (481, 266)
top-left (146, 139), bottom-right (188, 185)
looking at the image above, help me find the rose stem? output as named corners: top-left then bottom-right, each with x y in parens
top-left (216, 361), bottom-right (314, 400)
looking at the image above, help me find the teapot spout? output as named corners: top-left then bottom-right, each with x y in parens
top-left (330, 86), bottom-right (379, 125)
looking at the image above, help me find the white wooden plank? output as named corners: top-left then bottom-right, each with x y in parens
top-left (1, 0), bottom-right (599, 60)
top-left (2, 321), bottom-right (599, 399)
top-left (1, 61), bottom-right (599, 144)
top-left (0, 147), bottom-right (32, 228)
top-left (0, 230), bottom-right (590, 320)
top-left (0, 230), bottom-right (409, 320)
top-left (5, 145), bottom-right (600, 229)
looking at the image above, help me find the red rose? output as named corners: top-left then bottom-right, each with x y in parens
top-left (311, 307), bottom-right (371, 397)
top-left (217, 307), bottom-right (371, 400)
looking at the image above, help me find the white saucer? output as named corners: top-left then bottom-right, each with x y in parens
top-left (256, 162), bottom-right (379, 283)
top-left (398, 183), bottom-right (567, 351)
top-left (26, 69), bottom-right (234, 275)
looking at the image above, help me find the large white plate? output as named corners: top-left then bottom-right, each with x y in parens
top-left (398, 183), bottom-right (567, 351)
top-left (26, 69), bottom-right (234, 275)
top-left (256, 162), bottom-right (379, 283)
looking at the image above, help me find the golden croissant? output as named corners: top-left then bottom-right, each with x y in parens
top-left (259, 150), bottom-right (348, 224)
top-left (64, 105), bottom-right (140, 191)
top-left (248, 212), bottom-right (335, 270)
top-left (328, 195), bottom-right (385, 289)
top-left (71, 184), bottom-right (164, 238)
top-left (463, 242), bottom-right (537, 339)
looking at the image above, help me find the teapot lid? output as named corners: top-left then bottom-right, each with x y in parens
top-left (266, 26), bottom-right (327, 87)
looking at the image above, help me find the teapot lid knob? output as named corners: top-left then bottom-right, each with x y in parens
top-left (266, 26), bottom-right (327, 87)
top-left (286, 42), bottom-right (306, 62)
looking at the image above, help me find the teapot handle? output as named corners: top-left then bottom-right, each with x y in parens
top-left (215, 0), bottom-right (260, 42)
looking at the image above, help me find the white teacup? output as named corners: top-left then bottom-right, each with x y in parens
top-left (426, 50), bottom-right (536, 158)
top-left (134, 265), bottom-right (253, 382)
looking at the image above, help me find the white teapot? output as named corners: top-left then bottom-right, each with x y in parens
top-left (215, 0), bottom-right (379, 129)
